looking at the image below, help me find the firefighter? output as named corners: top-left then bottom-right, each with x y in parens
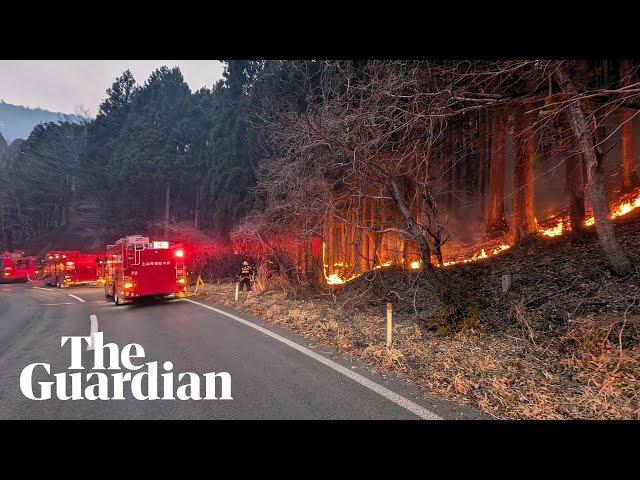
top-left (238, 261), bottom-right (254, 292)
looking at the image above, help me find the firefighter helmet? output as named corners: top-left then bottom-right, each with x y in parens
top-left (243, 261), bottom-right (249, 266)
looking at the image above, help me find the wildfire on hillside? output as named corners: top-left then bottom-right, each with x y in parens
top-left (539, 186), bottom-right (640, 237)
top-left (322, 186), bottom-right (640, 285)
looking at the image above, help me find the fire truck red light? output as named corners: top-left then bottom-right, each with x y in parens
top-left (175, 250), bottom-right (184, 258)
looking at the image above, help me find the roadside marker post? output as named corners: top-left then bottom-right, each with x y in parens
top-left (501, 273), bottom-right (512, 293)
top-left (386, 302), bottom-right (393, 348)
top-left (235, 282), bottom-right (240, 302)
top-left (193, 275), bottom-right (205, 295)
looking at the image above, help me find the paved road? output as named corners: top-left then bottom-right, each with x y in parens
top-left (0, 282), bottom-right (486, 420)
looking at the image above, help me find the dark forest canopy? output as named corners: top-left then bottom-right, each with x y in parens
top-left (0, 60), bottom-right (639, 282)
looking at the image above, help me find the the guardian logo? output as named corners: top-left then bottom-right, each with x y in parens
top-left (20, 333), bottom-right (233, 401)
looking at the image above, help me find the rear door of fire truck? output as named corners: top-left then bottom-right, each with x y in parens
top-left (1, 253), bottom-right (11, 282)
top-left (129, 244), bottom-right (186, 298)
top-left (104, 244), bottom-right (121, 299)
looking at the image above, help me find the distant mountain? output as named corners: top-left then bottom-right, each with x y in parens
top-left (0, 101), bottom-right (85, 142)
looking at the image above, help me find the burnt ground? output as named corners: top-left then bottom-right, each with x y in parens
top-left (199, 210), bottom-right (640, 419)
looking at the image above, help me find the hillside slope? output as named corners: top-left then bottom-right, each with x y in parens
top-left (199, 211), bottom-right (640, 419)
top-left (0, 101), bottom-right (84, 142)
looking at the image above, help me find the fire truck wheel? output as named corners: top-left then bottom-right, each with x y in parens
top-left (55, 277), bottom-right (61, 288)
top-left (105, 287), bottom-right (113, 298)
top-left (114, 292), bottom-right (124, 306)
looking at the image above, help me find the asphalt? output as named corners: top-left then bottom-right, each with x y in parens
top-left (0, 282), bottom-right (487, 420)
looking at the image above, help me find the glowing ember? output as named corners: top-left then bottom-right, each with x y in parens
top-left (585, 217), bottom-right (595, 226)
top-left (541, 220), bottom-right (564, 237)
top-left (410, 260), bottom-right (422, 269)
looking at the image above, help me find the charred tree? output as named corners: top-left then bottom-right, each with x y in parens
top-left (164, 182), bottom-right (171, 237)
top-left (486, 110), bottom-right (508, 236)
top-left (360, 197), bottom-right (370, 272)
top-left (194, 185), bottom-right (201, 229)
top-left (389, 177), bottom-right (444, 295)
top-left (512, 106), bottom-right (538, 241)
top-left (325, 212), bottom-right (335, 276)
top-left (621, 107), bottom-right (637, 191)
top-left (619, 61), bottom-right (638, 191)
top-left (565, 151), bottom-right (587, 231)
top-left (555, 66), bottom-right (633, 275)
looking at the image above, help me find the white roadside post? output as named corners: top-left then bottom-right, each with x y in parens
top-left (235, 282), bottom-right (240, 302)
top-left (386, 302), bottom-right (393, 348)
top-left (501, 273), bottom-right (512, 293)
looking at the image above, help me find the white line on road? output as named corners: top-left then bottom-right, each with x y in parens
top-left (67, 294), bottom-right (86, 303)
top-left (183, 298), bottom-right (442, 420)
top-left (87, 314), bottom-right (99, 351)
top-left (32, 286), bottom-right (55, 292)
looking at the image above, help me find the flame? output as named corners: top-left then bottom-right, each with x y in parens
top-left (325, 273), bottom-right (347, 285)
top-left (374, 260), bottom-right (393, 269)
top-left (611, 196), bottom-right (640, 219)
top-left (492, 244), bottom-right (511, 255)
top-left (320, 186), bottom-right (640, 285)
top-left (322, 243), bottom-right (361, 284)
top-left (539, 186), bottom-right (640, 236)
top-left (541, 220), bottom-right (564, 237)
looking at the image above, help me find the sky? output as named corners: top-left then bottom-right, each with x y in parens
top-left (0, 60), bottom-right (225, 117)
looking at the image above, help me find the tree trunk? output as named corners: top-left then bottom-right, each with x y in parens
top-left (348, 207), bottom-right (357, 274)
top-left (164, 181), bottom-right (171, 237)
top-left (194, 185), bottom-right (201, 229)
top-left (486, 110), bottom-right (509, 236)
top-left (555, 66), bottom-right (633, 275)
top-left (619, 60), bottom-right (638, 191)
top-left (478, 111), bottom-right (488, 212)
top-left (390, 177), bottom-right (444, 294)
top-left (565, 152), bottom-right (586, 231)
top-left (368, 198), bottom-right (377, 267)
top-left (360, 197), bottom-right (369, 272)
top-left (621, 107), bottom-right (637, 191)
top-left (326, 213), bottom-right (335, 276)
top-left (512, 107), bottom-right (538, 241)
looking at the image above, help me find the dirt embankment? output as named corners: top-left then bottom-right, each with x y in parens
top-left (197, 212), bottom-right (640, 419)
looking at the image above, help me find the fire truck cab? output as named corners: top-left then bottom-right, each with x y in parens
top-left (43, 251), bottom-right (103, 288)
top-left (104, 235), bottom-right (186, 305)
top-left (1, 251), bottom-right (37, 283)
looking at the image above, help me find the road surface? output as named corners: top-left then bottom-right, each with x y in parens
top-left (0, 282), bottom-right (486, 419)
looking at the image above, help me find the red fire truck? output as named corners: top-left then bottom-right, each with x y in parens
top-left (43, 251), bottom-right (103, 287)
top-left (104, 235), bottom-right (186, 305)
top-left (1, 251), bottom-right (38, 283)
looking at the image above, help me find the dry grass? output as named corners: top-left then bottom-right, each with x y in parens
top-left (199, 281), bottom-right (640, 419)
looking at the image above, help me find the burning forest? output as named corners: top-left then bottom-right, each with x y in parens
top-left (231, 60), bottom-right (640, 295)
top-left (2, 59), bottom-right (640, 420)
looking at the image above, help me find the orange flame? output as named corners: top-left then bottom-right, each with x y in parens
top-left (541, 220), bottom-right (564, 237)
top-left (321, 186), bottom-right (640, 285)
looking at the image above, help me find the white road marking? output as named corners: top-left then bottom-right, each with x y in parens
top-left (183, 298), bottom-right (442, 420)
top-left (32, 286), bottom-right (55, 292)
top-left (67, 294), bottom-right (86, 303)
top-left (87, 314), bottom-right (99, 351)
top-left (41, 302), bottom-right (76, 306)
